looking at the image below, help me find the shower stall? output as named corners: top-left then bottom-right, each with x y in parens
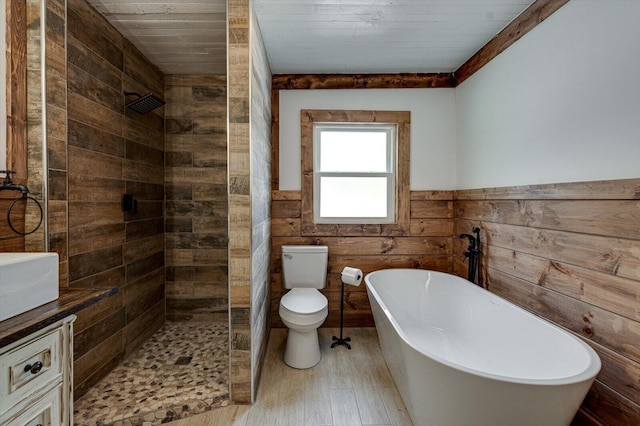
top-left (6, 0), bottom-right (271, 423)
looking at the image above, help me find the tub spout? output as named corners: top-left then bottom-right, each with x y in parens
top-left (459, 234), bottom-right (476, 248)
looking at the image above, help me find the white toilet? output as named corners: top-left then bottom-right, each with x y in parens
top-left (279, 245), bottom-right (329, 369)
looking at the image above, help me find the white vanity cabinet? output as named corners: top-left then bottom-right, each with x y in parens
top-left (0, 316), bottom-right (75, 426)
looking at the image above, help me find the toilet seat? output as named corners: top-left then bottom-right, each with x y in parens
top-left (281, 288), bottom-right (327, 314)
top-left (280, 288), bottom-right (328, 326)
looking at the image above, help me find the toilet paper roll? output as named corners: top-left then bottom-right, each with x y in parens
top-left (341, 267), bottom-right (363, 286)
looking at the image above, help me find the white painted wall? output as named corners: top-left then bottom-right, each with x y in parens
top-left (456, 0), bottom-right (640, 189)
top-left (279, 89), bottom-right (457, 190)
top-left (1, 5), bottom-right (7, 169)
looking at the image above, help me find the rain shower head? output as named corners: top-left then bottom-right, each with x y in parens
top-left (124, 92), bottom-right (165, 114)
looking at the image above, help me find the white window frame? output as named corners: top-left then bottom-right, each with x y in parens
top-left (312, 123), bottom-right (397, 224)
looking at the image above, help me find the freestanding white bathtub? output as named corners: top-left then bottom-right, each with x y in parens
top-left (365, 269), bottom-right (601, 426)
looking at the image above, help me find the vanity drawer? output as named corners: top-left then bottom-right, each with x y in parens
top-left (0, 328), bottom-right (62, 416)
top-left (4, 383), bottom-right (62, 426)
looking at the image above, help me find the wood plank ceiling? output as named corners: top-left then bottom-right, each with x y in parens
top-left (86, 0), bottom-right (536, 75)
top-left (85, 0), bottom-right (227, 74)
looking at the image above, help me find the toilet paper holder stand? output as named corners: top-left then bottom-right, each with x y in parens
top-left (331, 276), bottom-right (351, 349)
top-left (331, 267), bottom-right (362, 350)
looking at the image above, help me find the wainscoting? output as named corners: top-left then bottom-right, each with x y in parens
top-left (270, 178), bottom-right (640, 425)
top-left (270, 189), bottom-right (455, 328)
top-left (453, 179), bottom-right (640, 426)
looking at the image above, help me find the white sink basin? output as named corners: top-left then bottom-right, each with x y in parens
top-left (0, 253), bottom-right (59, 322)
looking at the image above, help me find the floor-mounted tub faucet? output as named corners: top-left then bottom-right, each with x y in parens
top-left (459, 227), bottom-right (481, 285)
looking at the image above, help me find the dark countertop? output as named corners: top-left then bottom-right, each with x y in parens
top-left (0, 287), bottom-right (118, 348)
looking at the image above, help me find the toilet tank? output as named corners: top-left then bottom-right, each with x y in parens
top-left (281, 245), bottom-right (328, 289)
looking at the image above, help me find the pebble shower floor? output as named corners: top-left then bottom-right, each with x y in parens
top-left (74, 322), bottom-right (229, 426)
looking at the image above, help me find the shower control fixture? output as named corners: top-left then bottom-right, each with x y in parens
top-left (121, 193), bottom-right (137, 213)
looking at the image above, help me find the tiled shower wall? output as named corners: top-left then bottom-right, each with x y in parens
top-left (228, 0), bottom-right (253, 403)
top-left (8, 0), bottom-right (233, 404)
top-left (249, 10), bottom-right (272, 399)
top-left (65, 0), bottom-right (165, 398)
top-left (228, 0), bottom-right (272, 403)
top-left (164, 75), bottom-right (228, 323)
top-left (44, 0), bottom-right (69, 280)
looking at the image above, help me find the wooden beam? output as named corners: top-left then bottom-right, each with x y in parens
top-left (272, 73), bottom-right (455, 90)
top-left (454, 0), bottom-right (570, 85)
top-left (273, 1), bottom-right (570, 93)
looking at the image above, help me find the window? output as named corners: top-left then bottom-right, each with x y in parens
top-left (300, 110), bottom-right (410, 236)
top-left (313, 124), bottom-right (396, 224)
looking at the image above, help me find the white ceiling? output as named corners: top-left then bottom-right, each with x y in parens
top-left (254, 0), bottom-right (535, 74)
top-left (87, 0), bottom-right (536, 75)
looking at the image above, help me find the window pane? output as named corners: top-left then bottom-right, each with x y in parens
top-left (319, 177), bottom-right (388, 218)
top-left (319, 130), bottom-right (388, 172)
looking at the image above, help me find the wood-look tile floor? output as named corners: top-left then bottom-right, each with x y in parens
top-left (167, 327), bottom-right (413, 426)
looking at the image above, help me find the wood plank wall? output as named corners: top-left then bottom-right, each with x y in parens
top-left (164, 74), bottom-right (228, 323)
top-left (1, 0), bottom-right (27, 252)
top-left (270, 190), bottom-right (455, 328)
top-left (269, 78), bottom-right (638, 423)
top-left (0, 198), bottom-right (25, 251)
top-left (23, 0), bottom-right (46, 253)
top-left (453, 179), bottom-right (640, 426)
top-left (268, 82), bottom-right (455, 328)
top-left (0, 0), bottom-right (65, 261)
top-left (66, 0), bottom-right (165, 399)
top-left (5, 0), bottom-right (27, 182)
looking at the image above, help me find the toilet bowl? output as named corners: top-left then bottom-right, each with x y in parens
top-left (279, 245), bottom-right (329, 369)
top-left (280, 288), bottom-right (328, 368)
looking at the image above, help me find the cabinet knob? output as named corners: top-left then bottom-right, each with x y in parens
top-left (24, 361), bottom-right (43, 374)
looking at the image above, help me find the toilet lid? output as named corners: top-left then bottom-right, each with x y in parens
top-left (281, 288), bottom-right (328, 314)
